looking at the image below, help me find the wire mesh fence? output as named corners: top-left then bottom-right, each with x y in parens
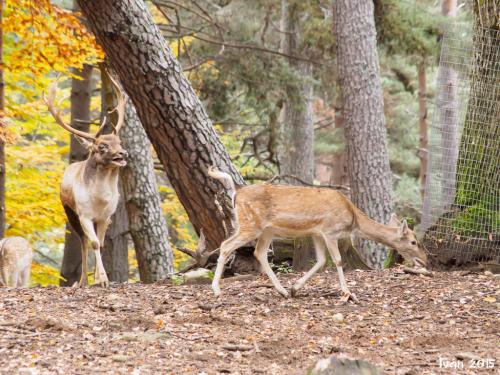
top-left (421, 23), bottom-right (500, 264)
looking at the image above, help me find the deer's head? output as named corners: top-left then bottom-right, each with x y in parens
top-left (44, 74), bottom-right (128, 169)
top-left (389, 214), bottom-right (428, 268)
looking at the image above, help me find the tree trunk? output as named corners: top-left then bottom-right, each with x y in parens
top-left (120, 99), bottom-right (174, 282)
top-left (333, 0), bottom-right (394, 269)
top-left (100, 67), bottom-right (129, 283)
top-left (279, 0), bottom-right (315, 183)
top-left (417, 61), bottom-right (428, 201)
top-left (0, 0), bottom-right (5, 238)
top-left (279, 0), bottom-right (315, 271)
top-left (101, 188), bottom-right (129, 282)
top-left (452, 1), bottom-right (499, 247)
top-left (59, 64), bottom-right (93, 286)
top-left (439, 0), bottom-right (459, 210)
top-left (77, 0), bottom-right (244, 252)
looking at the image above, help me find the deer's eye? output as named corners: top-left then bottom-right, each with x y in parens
top-left (98, 144), bottom-right (108, 152)
top-left (410, 241), bottom-right (417, 245)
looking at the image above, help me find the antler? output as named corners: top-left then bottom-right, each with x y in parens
top-left (107, 73), bottom-right (127, 135)
top-left (43, 83), bottom-right (96, 140)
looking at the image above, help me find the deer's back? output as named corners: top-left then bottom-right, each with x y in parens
top-left (234, 184), bottom-right (356, 237)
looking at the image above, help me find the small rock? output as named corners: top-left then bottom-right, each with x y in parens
top-left (112, 355), bottom-right (128, 363)
top-left (183, 268), bottom-right (212, 285)
top-left (310, 355), bottom-right (384, 375)
top-left (332, 313), bottom-right (344, 323)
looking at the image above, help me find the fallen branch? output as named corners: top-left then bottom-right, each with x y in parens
top-left (222, 344), bottom-right (254, 351)
top-left (403, 267), bottom-right (433, 277)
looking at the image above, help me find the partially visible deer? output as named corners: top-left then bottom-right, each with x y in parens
top-left (208, 167), bottom-right (428, 301)
top-left (44, 75), bottom-right (128, 287)
top-left (0, 237), bottom-right (33, 287)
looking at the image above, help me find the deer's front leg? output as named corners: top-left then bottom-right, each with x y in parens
top-left (324, 236), bottom-right (358, 303)
top-left (212, 231), bottom-right (253, 297)
top-left (76, 218), bottom-right (98, 287)
top-left (79, 218), bottom-right (108, 287)
top-left (93, 220), bottom-right (111, 287)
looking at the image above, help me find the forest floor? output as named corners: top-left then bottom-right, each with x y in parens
top-left (0, 268), bottom-right (498, 375)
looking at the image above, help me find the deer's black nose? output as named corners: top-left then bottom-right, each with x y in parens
top-left (119, 150), bottom-right (128, 158)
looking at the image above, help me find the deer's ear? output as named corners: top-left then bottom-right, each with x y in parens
top-left (400, 219), bottom-right (410, 236)
top-left (389, 213), bottom-right (401, 226)
top-left (74, 135), bottom-right (93, 150)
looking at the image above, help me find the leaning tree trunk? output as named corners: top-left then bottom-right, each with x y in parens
top-left (100, 67), bottom-right (129, 282)
top-left (120, 99), bottom-right (174, 282)
top-left (77, 0), bottom-right (244, 252)
top-left (439, 0), bottom-right (459, 210)
top-left (60, 64), bottom-right (93, 286)
top-left (279, 0), bottom-right (315, 271)
top-left (333, 0), bottom-right (394, 269)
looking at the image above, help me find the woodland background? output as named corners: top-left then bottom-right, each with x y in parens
top-left (0, 0), bottom-right (483, 285)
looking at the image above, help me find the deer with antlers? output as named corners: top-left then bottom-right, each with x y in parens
top-left (44, 76), bottom-right (128, 287)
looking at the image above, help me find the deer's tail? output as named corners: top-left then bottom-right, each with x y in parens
top-left (207, 166), bottom-right (236, 206)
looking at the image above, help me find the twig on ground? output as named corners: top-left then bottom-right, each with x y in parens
top-left (403, 267), bottom-right (433, 277)
top-left (222, 344), bottom-right (254, 351)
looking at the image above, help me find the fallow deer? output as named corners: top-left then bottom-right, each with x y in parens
top-left (0, 237), bottom-right (33, 287)
top-left (208, 167), bottom-right (428, 301)
top-left (44, 75), bottom-right (128, 287)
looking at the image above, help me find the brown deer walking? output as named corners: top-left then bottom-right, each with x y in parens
top-left (208, 167), bottom-right (428, 301)
top-left (44, 75), bottom-right (128, 287)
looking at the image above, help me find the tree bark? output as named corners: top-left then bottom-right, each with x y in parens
top-left (279, 0), bottom-right (315, 271)
top-left (417, 62), bottom-right (428, 201)
top-left (59, 64), bottom-right (93, 286)
top-left (452, 1), bottom-right (499, 242)
top-left (101, 188), bottom-right (129, 282)
top-left (333, 0), bottom-right (394, 269)
top-left (279, 0), bottom-right (315, 183)
top-left (439, 0), bottom-right (459, 210)
top-left (120, 100), bottom-right (174, 282)
top-left (100, 67), bottom-right (129, 283)
top-left (77, 0), bottom-right (244, 252)
top-left (0, 0), bottom-right (5, 238)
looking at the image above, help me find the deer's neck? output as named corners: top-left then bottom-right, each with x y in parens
top-left (83, 157), bottom-right (120, 187)
top-left (354, 211), bottom-right (398, 248)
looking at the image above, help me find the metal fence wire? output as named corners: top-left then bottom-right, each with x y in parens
top-left (421, 23), bottom-right (500, 264)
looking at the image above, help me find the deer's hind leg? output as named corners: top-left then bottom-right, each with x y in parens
top-left (290, 235), bottom-right (327, 297)
top-left (19, 266), bottom-right (31, 287)
top-left (253, 233), bottom-right (288, 297)
top-left (212, 230), bottom-right (255, 297)
top-left (76, 237), bottom-right (89, 287)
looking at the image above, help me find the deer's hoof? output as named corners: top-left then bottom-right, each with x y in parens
top-left (290, 286), bottom-right (299, 298)
top-left (278, 288), bottom-right (290, 298)
top-left (212, 286), bottom-right (221, 298)
top-left (340, 291), bottom-right (359, 304)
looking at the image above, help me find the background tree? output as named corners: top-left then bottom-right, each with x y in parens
top-left (100, 67), bottom-right (129, 282)
top-left (279, 0), bottom-right (315, 270)
top-left (120, 99), bottom-right (175, 282)
top-left (439, 0), bottom-right (459, 209)
top-left (59, 64), bottom-right (93, 286)
top-left (447, 0), bottom-right (499, 253)
top-left (333, 0), bottom-right (394, 268)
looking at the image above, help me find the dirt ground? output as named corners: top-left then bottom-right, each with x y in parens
top-left (0, 268), bottom-right (498, 374)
